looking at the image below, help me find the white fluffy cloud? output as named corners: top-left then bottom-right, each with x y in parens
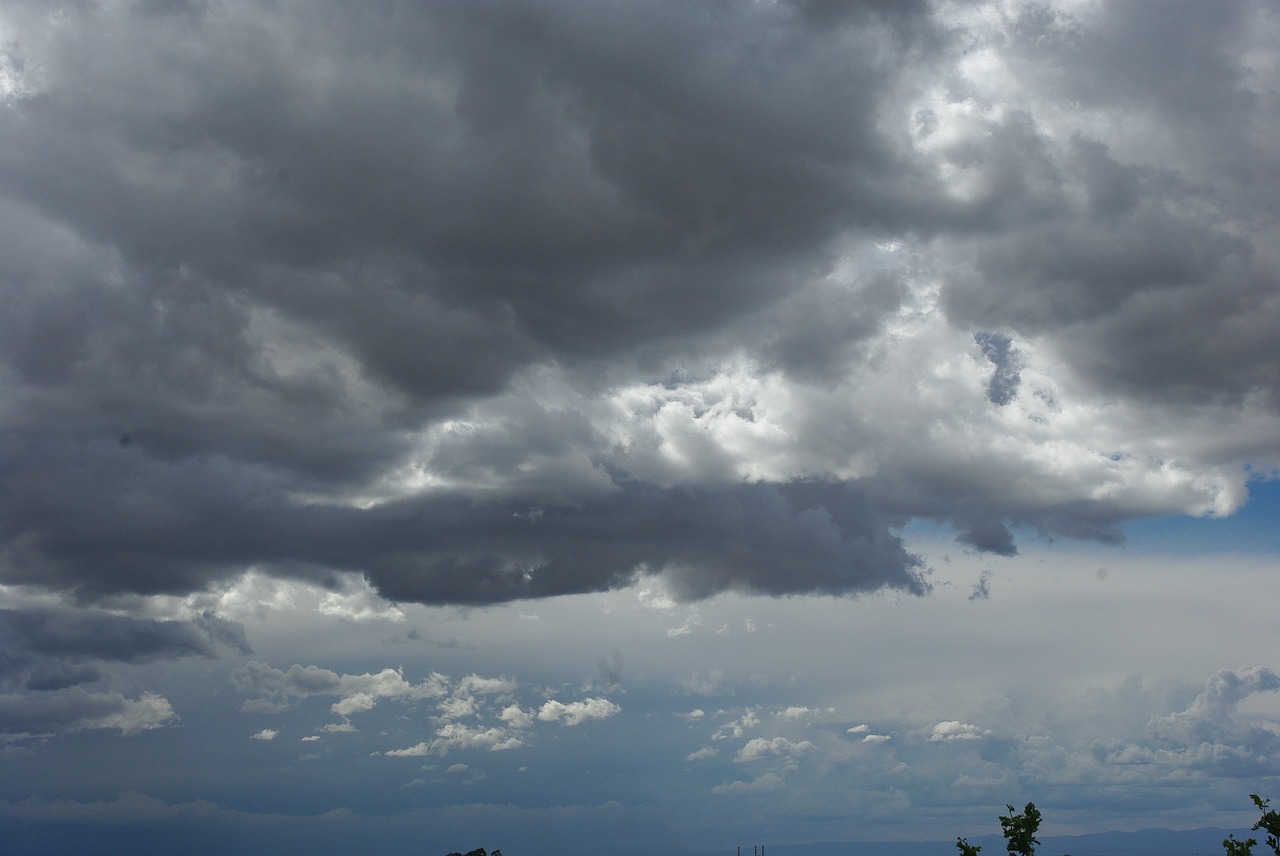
top-left (385, 723), bottom-right (523, 758)
top-left (929, 721), bottom-right (991, 742)
top-left (736, 737), bottom-right (815, 762)
top-left (316, 576), bottom-right (406, 623)
top-left (713, 708), bottom-right (762, 741)
top-left (536, 698), bottom-right (621, 727)
top-left (232, 661), bottom-right (448, 720)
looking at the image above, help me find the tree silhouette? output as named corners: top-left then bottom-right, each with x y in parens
top-left (1250, 794), bottom-right (1280, 856)
top-left (999, 803), bottom-right (1041, 856)
top-left (1224, 795), bottom-right (1280, 856)
top-left (955, 802), bottom-right (1038, 856)
top-left (1225, 835), bottom-right (1258, 856)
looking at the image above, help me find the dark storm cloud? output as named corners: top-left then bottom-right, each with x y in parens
top-left (937, 0), bottom-right (1280, 410)
top-left (0, 685), bottom-right (175, 735)
top-left (0, 0), bottom-right (945, 605)
top-left (955, 520), bottom-right (1016, 557)
top-left (0, 606), bottom-right (248, 690)
top-left (0, 0), bottom-right (1278, 612)
top-left (757, 269), bottom-right (910, 381)
top-left (2, 436), bottom-right (925, 603)
top-left (0, 0), bottom-right (937, 431)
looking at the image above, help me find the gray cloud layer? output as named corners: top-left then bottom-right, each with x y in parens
top-left (1, 0), bottom-right (1278, 608)
top-left (0, 606), bottom-right (247, 691)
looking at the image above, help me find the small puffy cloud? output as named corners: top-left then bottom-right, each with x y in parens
top-left (714, 708), bottom-right (760, 740)
top-left (636, 582), bottom-right (678, 612)
top-left (91, 693), bottom-right (177, 736)
top-left (537, 697), bottom-right (621, 726)
top-left (330, 693), bottom-right (377, 717)
top-left (437, 675), bottom-right (519, 722)
top-left (446, 763), bottom-right (469, 774)
top-left (666, 612), bottom-right (701, 637)
top-left (316, 576), bottom-right (405, 623)
top-left (500, 704), bottom-right (533, 729)
top-left (240, 698), bottom-right (290, 715)
top-left (250, 729), bottom-right (278, 741)
top-left (712, 772), bottom-right (785, 795)
top-left (456, 675), bottom-right (519, 696)
top-left (930, 721), bottom-right (991, 741)
top-left (686, 746), bottom-right (718, 761)
top-left (736, 737), bottom-right (815, 762)
top-left (847, 724), bottom-right (871, 734)
top-left (385, 722), bottom-right (524, 758)
top-left (322, 722), bottom-right (356, 734)
top-left (185, 572), bottom-right (298, 622)
top-left (862, 734), bottom-right (893, 744)
top-left (678, 709), bottom-right (706, 721)
top-left (301, 736), bottom-right (320, 742)
top-left (779, 706), bottom-right (814, 721)
top-left (437, 694), bottom-right (478, 721)
top-left (232, 661), bottom-right (451, 717)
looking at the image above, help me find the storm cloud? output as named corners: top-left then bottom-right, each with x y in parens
top-left (1, 0), bottom-right (1278, 611)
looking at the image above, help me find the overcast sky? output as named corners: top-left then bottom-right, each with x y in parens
top-left (2, 1), bottom-right (1279, 854)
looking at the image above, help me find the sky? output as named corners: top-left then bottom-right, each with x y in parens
top-left (1, 1), bottom-right (1279, 854)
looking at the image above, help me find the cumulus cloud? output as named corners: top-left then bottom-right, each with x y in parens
top-left (251, 729), bottom-right (278, 741)
top-left (714, 709), bottom-right (762, 741)
top-left (536, 698), bottom-right (621, 727)
top-left (735, 737), bottom-right (815, 762)
top-left (929, 721), bottom-right (990, 742)
top-left (1137, 667), bottom-right (1280, 774)
top-left (385, 723), bottom-right (524, 758)
top-left (1, 0), bottom-right (1273, 627)
top-left (231, 661), bottom-right (448, 719)
top-left (321, 722), bottom-right (356, 734)
top-left (845, 723), bottom-right (891, 742)
top-left (712, 772), bottom-right (786, 795)
top-left (919, 668), bottom-right (1280, 795)
top-left (316, 577), bottom-right (405, 623)
top-left (500, 705), bottom-right (533, 730)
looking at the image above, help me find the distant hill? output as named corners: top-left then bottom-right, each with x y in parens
top-left (749, 827), bottom-right (1235, 856)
